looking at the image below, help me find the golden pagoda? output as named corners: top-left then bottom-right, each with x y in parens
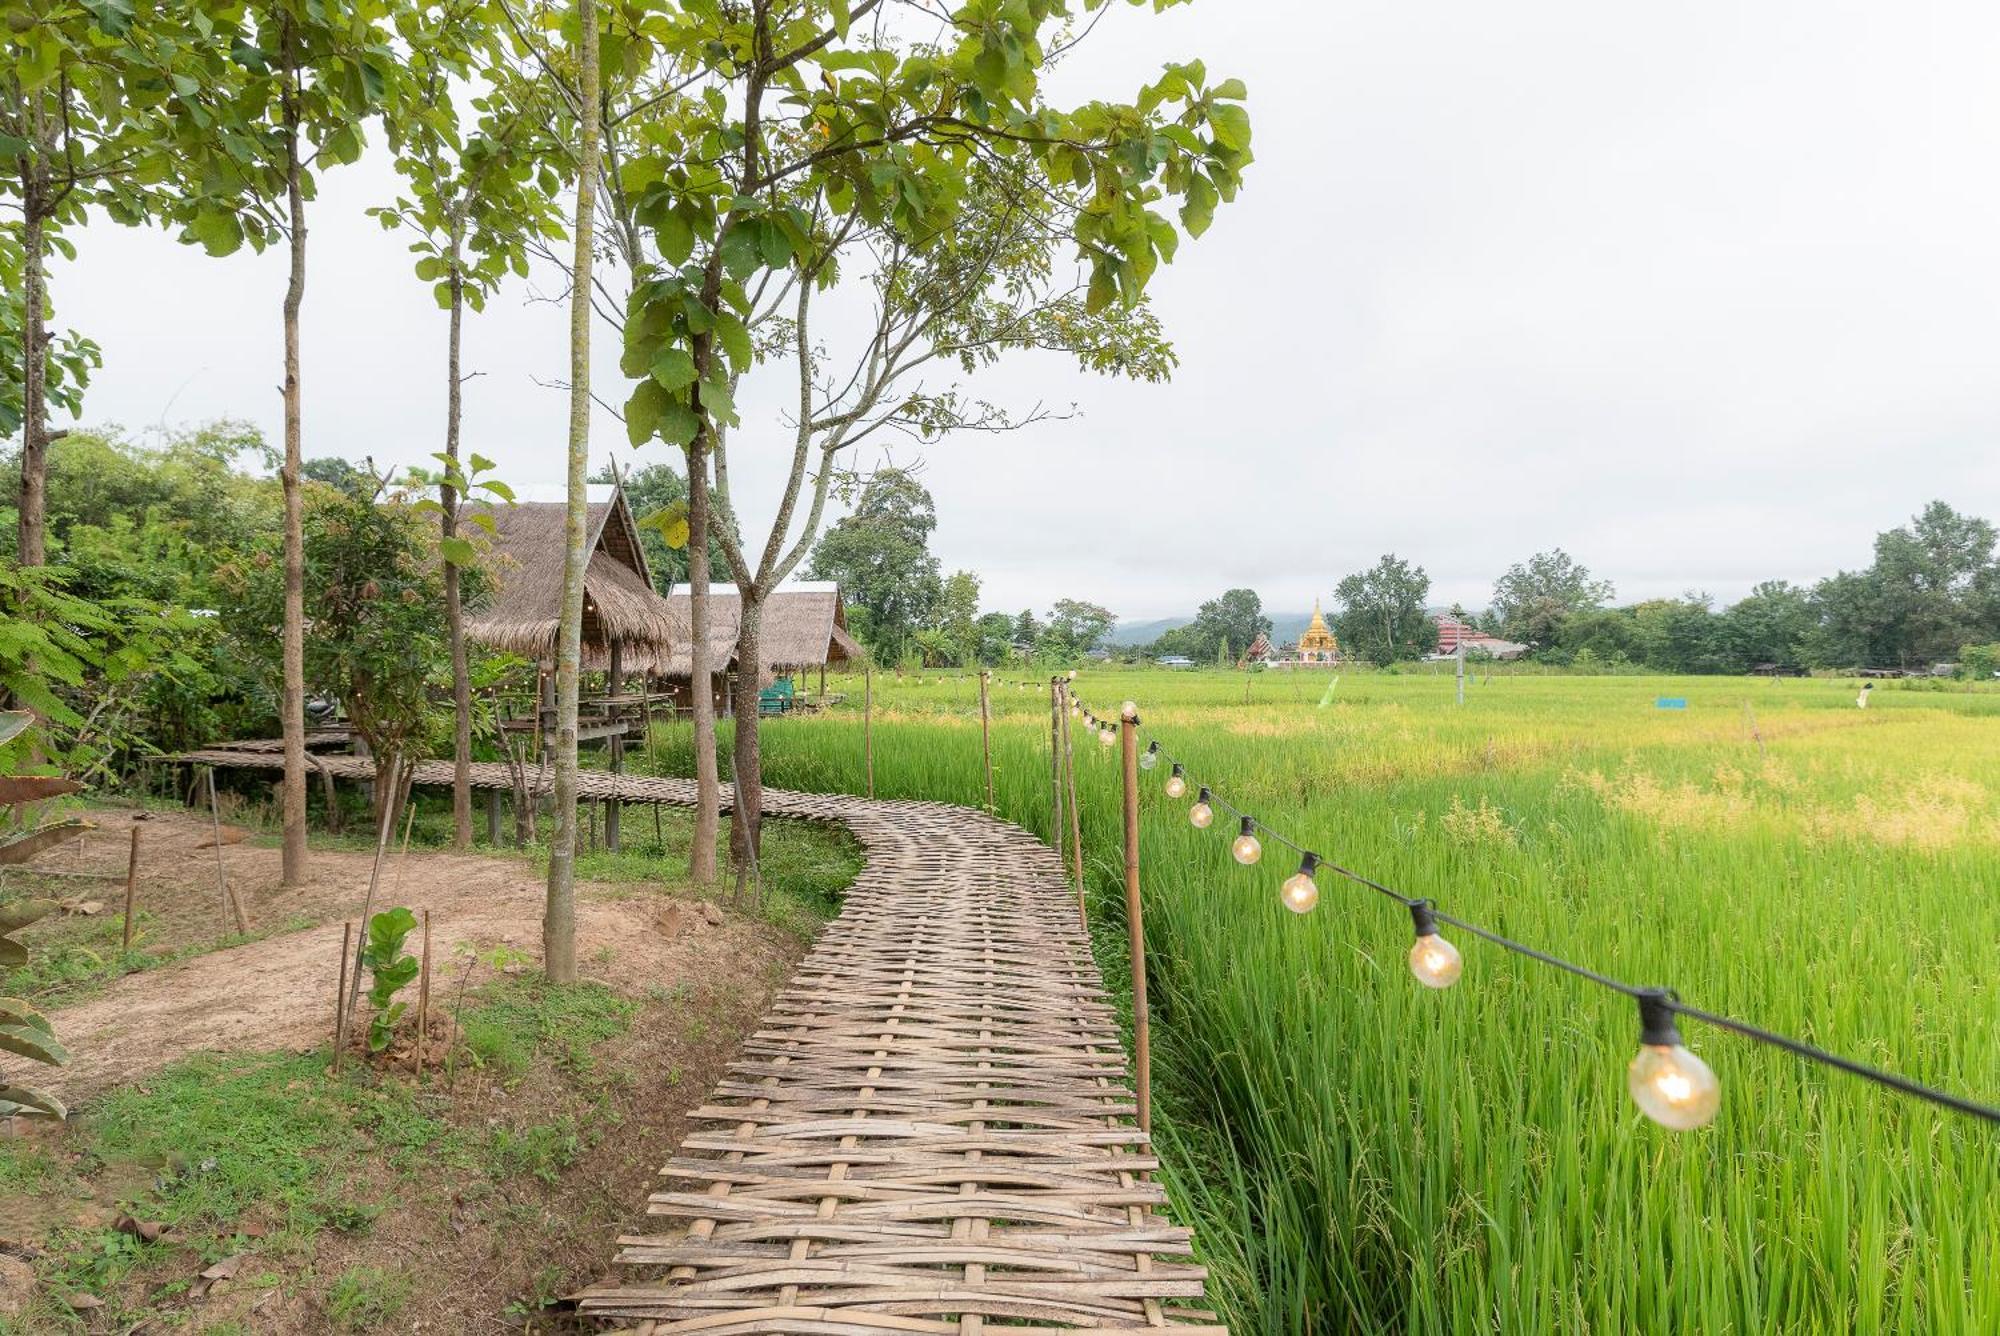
top-left (1295, 598), bottom-right (1339, 663)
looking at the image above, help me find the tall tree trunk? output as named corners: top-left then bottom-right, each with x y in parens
top-left (278, 48), bottom-right (309, 887)
top-left (728, 593), bottom-right (763, 906)
top-left (545, 0), bottom-right (600, 985)
top-left (14, 156), bottom-right (48, 569)
top-left (443, 223), bottom-right (473, 850)
top-left (685, 443), bottom-right (720, 884)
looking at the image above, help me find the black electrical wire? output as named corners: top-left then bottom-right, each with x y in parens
top-left (1074, 696), bottom-right (2000, 1127)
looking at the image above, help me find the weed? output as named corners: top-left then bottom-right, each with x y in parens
top-left (326, 1264), bottom-right (412, 1330)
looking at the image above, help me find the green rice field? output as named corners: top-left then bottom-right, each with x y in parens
top-left (661, 668), bottom-right (2000, 1333)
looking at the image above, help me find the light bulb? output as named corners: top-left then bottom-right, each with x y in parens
top-left (1139, 742), bottom-right (1160, 771)
top-left (1231, 816), bottom-right (1262, 865)
top-left (1070, 704), bottom-right (1080, 718)
top-left (1629, 991), bottom-right (1720, 1129)
top-left (1098, 725), bottom-right (1115, 747)
top-left (1164, 765), bottom-right (1187, 798)
top-left (1281, 854), bottom-right (1320, 913)
top-left (1406, 901), bottom-right (1462, 988)
top-left (1067, 669), bottom-right (1078, 680)
top-left (1189, 787), bottom-right (1214, 829)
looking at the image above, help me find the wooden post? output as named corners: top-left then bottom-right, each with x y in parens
top-left (979, 670), bottom-right (993, 814)
top-left (607, 644), bottom-right (623, 852)
top-left (1049, 679), bottom-right (1064, 855)
top-left (415, 908), bottom-right (432, 1079)
top-left (120, 823), bottom-right (142, 953)
top-left (863, 666), bottom-right (874, 799)
top-left (333, 921), bottom-right (352, 1072)
top-left (485, 789), bottom-right (502, 846)
top-left (317, 760), bottom-right (341, 836)
top-left (205, 768), bottom-right (248, 937)
top-left (1059, 692), bottom-right (1084, 924)
top-left (1119, 704), bottom-right (1151, 1134)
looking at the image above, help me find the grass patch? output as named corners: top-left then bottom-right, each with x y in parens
top-left (459, 975), bottom-right (638, 1082)
top-left (326, 1264), bottom-right (413, 1330)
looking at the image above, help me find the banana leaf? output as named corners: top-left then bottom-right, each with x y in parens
top-left (0, 1021), bottom-right (69, 1066)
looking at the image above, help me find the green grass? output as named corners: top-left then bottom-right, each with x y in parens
top-left (326, 1264), bottom-right (413, 1330)
top-left (738, 666), bottom-right (2000, 1335)
top-left (459, 974), bottom-right (639, 1082)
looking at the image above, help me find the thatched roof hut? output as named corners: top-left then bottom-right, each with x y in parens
top-left (655, 582), bottom-right (861, 681)
top-left (462, 484), bottom-right (675, 667)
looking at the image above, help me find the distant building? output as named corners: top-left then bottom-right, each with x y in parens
top-left (1237, 631), bottom-right (1273, 668)
top-left (1268, 600), bottom-right (1341, 668)
top-left (1431, 614), bottom-right (1527, 660)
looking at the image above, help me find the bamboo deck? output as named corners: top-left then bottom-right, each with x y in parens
top-left (180, 749), bottom-right (1224, 1331)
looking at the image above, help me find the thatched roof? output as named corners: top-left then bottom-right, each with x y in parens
top-left (461, 485), bottom-right (676, 666)
top-left (651, 582), bottom-right (860, 679)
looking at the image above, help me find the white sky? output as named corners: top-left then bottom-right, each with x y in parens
top-left (52, 0), bottom-right (2000, 621)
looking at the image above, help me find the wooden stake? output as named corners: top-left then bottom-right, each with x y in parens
top-left (863, 666), bottom-right (874, 799)
top-left (204, 768), bottom-right (247, 937)
top-left (1059, 692), bottom-right (1084, 925)
top-left (338, 760), bottom-right (407, 1061)
top-left (415, 908), bottom-right (432, 1079)
top-left (1049, 679), bottom-right (1064, 858)
top-left (978, 670), bottom-right (993, 814)
top-left (333, 921), bottom-right (352, 1073)
top-left (120, 822), bottom-right (142, 953)
top-left (1119, 708), bottom-right (1151, 1134)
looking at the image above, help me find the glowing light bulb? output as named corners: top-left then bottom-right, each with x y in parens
top-left (1628, 991), bottom-right (1720, 1130)
top-left (1406, 900), bottom-right (1463, 989)
top-left (1231, 816), bottom-right (1262, 865)
top-left (1067, 669), bottom-right (1078, 680)
top-left (1098, 724), bottom-right (1115, 747)
top-left (1139, 742), bottom-right (1160, 771)
top-left (1281, 854), bottom-right (1320, 913)
top-left (1070, 703), bottom-right (1080, 718)
top-left (1164, 764), bottom-right (1187, 798)
top-left (1189, 787), bottom-right (1214, 829)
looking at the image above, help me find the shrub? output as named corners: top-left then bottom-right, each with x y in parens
top-left (360, 908), bottom-right (420, 1053)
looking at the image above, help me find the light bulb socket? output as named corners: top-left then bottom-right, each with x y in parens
top-left (1238, 815), bottom-right (1256, 839)
top-left (1196, 786), bottom-right (1213, 804)
top-left (1408, 898), bottom-right (1440, 938)
top-left (1295, 852), bottom-right (1320, 878)
top-left (1145, 741), bottom-right (1160, 757)
top-left (1170, 763), bottom-right (1184, 779)
top-left (1636, 988), bottom-right (1683, 1047)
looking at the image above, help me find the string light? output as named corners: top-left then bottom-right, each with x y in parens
top-left (1139, 741), bottom-right (1161, 771)
top-left (1074, 696), bottom-right (2000, 1131)
top-left (1231, 816), bottom-right (1262, 865)
top-left (1406, 900), bottom-right (1462, 989)
top-left (1281, 853), bottom-right (1320, 913)
top-left (1629, 990), bottom-right (1721, 1129)
top-left (1098, 722), bottom-right (1116, 747)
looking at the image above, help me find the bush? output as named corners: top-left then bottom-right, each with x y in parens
top-left (1959, 643), bottom-right (2000, 681)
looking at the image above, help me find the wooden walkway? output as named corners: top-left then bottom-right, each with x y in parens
top-left (182, 750), bottom-right (1223, 1331)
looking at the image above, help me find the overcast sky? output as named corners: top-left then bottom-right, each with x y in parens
top-left (52, 1), bottom-right (2000, 621)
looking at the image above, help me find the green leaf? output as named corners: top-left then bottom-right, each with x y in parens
top-left (719, 222), bottom-right (761, 280)
top-left (0, 822), bottom-right (94, 867)
top-left (696, 376), bottom-right (735, 425)
top-left (0, 1085), bottom-right (66, 1119)
top-left (439, 536), bottom-right (478, 566)
top-left (469, 452), bottom-right (495, 474)
top-left (0, 711), bottom-right (32, 747)
top-left (1209, 103), bottom-right (1252, 154)
top-left (637, 500), bottom-right (691, 550)
top-left (0, 998), bottom-right (54, 1035)
top-left (479, 480), bottom-right (515, 503)
top-left (1212, 77), bottom-right (1248, 101)
top-left (0, 1023), bottom-right (68, 1067)
top-left (656, 402), bottom-right (701, 448)
top-left (650, 347), bottom-right (698, 393)
top-left (830, 0), bottom-right (851, 37)
top-left (716, 314), bottom-right (753, 373)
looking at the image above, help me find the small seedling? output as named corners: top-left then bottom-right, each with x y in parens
top-left (360, 908), bottom-right (420, 1053)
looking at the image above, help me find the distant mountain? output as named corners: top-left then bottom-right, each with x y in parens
top-left (1109, 612), bottom-right (1316, 649)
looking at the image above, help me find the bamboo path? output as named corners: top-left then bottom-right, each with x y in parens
top-left (180, 748), bottom-right (1223, 1331)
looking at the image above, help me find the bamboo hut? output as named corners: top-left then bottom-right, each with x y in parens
top-left (655, 582), bottom-right (861, 712)
top-left (462, 483), bottom-right (675, 672)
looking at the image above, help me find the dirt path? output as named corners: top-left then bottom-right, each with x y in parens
top-left (30, 810), bottom-right (769, 1106)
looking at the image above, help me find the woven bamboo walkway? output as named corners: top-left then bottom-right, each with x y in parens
top-left (180, 749), bottom-right (1222, 1331)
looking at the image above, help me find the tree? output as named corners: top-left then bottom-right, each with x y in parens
top-left (1186, 588), bottom-right (1270, 662)
top-left (1333, 554), bottom-right (1437, 664)
top-left (1716, 580), bottom-right (1816, 669)
top-left (170, 0), bottom-right (402, 887)
top-left (1490, 549), bottom-right (1614, 649)
top-left (935, 570), bottom-right (982, 665)
top-left (808, 469), bottom-right (943, 662)
top-left (375, 18), bottom-right (562, 850)
top-left (606, 0), bottom-right (1250, 894)
top-left (603, 462), bottom-right (729, 593)
top-left (1046, 599), bottom-right (1117, 657)
top-left (2, 0), bottom-right (182, 567)
top-left (1012, 608), bottom-right (1043, 651)
top-left (1810, 502), bottom-right (2000, 667)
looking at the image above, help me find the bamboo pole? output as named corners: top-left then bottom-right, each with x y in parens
top-left (333, 921), bottom-right (352, 1072)
top-left (415, 908), bottom-right (432, 1079)
top-left (863, 666), bottom-right (874, 799)
top-left (979, 670), bottom-right (993, 814)
top-left (1049, 679), bottom-right (1064, 856)
top-left (204, 768), bottom-right (248, 937)
top-left (120, 822), bottom-right (141, 953)
top-left (1059, 692), bottom-right (1084, 926)
top-left (1120, 704), bottom-right (1151, 1134)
